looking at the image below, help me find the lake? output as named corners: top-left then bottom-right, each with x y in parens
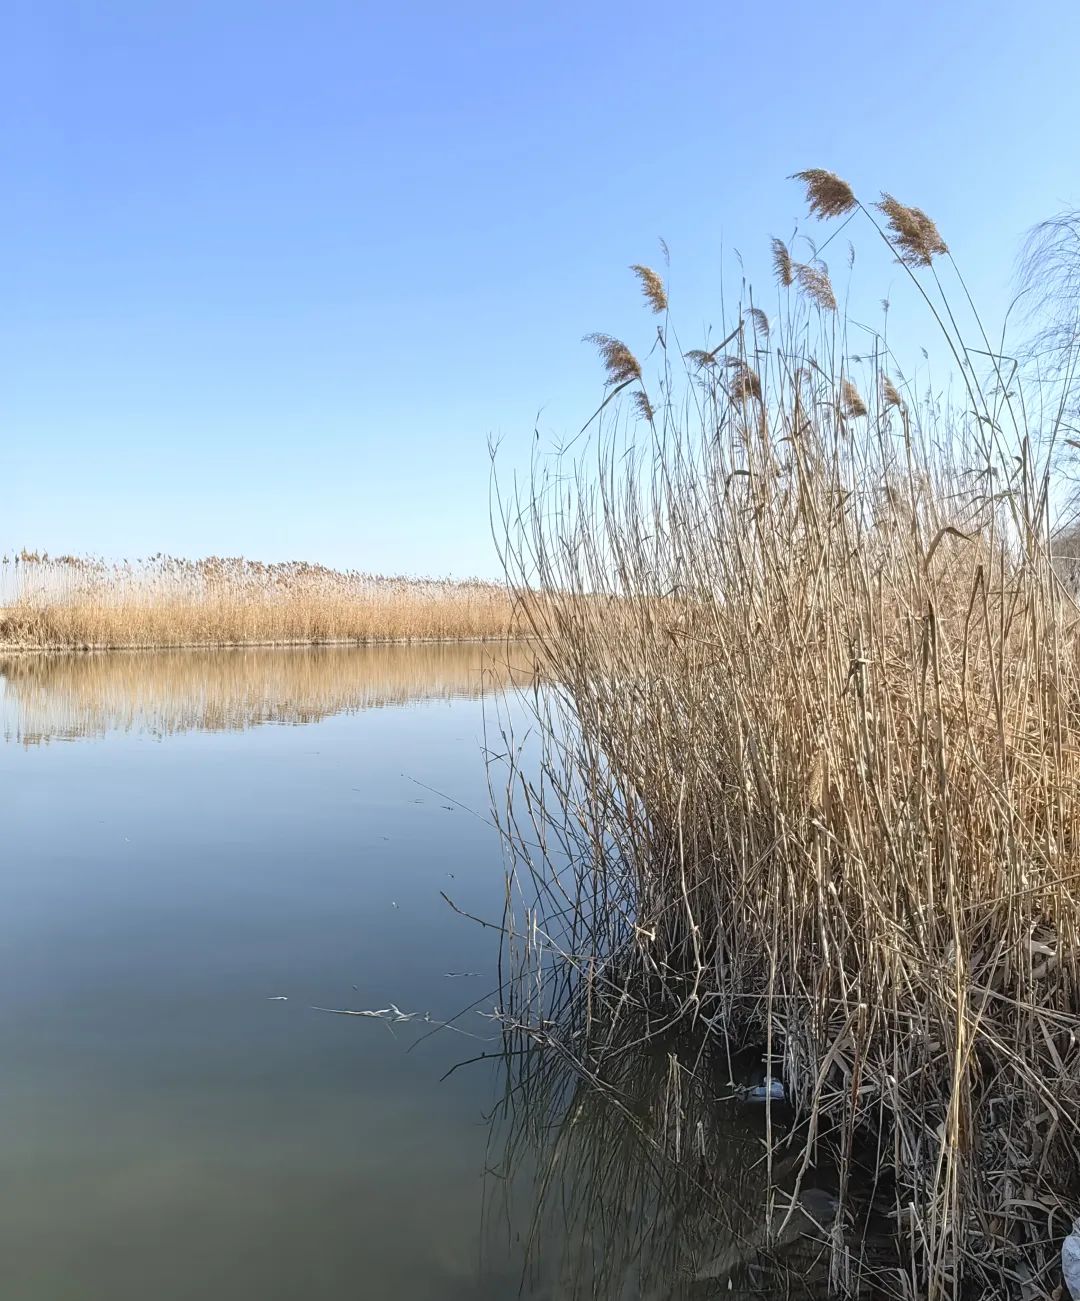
top-left (1, 644), bottom-right (851, 1301)
top-left (0, 644), bottom-right (528, 1300)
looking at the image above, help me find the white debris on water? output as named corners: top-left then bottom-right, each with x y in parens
top-left (1063, 1217), bottom-right (1080, 1299)
top-left (744, 1076), bottom-right (786, 1103)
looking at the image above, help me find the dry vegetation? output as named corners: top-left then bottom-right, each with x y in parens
top-left (0, 554), bottom-right (515, 649)
top-left (494, 172), bottom-right (1080, 1298)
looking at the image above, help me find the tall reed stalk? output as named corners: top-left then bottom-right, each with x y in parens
top-left (494, 172), bottom-right (1080, 1298)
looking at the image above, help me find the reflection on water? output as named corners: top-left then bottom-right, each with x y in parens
top-left (0, 642), bottom-right (527, 744)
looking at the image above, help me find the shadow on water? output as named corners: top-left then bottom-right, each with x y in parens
top-left (0, 641), bottom-right (531, 743)
top-left (488, 987), bottom-right (900, 1301)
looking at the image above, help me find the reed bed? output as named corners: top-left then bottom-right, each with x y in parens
top-left (0, 642), bottom-right (523, 744)
top-left (494, 172), bottom-right (1080, 1298)
top-left (0, 554), bottom-right (515, 649)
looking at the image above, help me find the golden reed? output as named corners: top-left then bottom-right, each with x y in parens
top-left (496, 170), bottom-right (1080, 1298)
top-left (0, 554), bottom-right (517, 649)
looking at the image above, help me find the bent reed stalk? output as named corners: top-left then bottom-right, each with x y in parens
top-left (495, 172), bottom-right (1080, 1298)
top-left (0, 554), bottom-right (516, 649)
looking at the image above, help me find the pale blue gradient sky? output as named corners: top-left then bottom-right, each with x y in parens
top-left (5, 1), bottom-right (1078, 576)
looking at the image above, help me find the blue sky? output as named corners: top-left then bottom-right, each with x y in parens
top-left (5, 0), bottom-right (1079, 577)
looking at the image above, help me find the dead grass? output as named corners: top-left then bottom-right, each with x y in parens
top-left (0, 554), bottom-right (516, 649)
top-left (494, 172), bottom-right (1080, 1298)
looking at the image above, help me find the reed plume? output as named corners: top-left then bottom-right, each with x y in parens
top-left (771, 237), bottom-right (794, 287)
top-left (876, 193), bottom-right (949, 266)
top-left (881, 372), bottom-right (905, 409)
top-left (630, 263), bottom-right (668, 314)
top-left (791, 168), bottom-right (858, 219)
top-left (584, 332), bottom-right (642, 384)
top-left (840, 377), bottom-right (867, 417)
top-left (725, 356), bottom-right (762, 403)
top-left (746, 305), bottom-right (770, 339)
top-left (631, 390), bottom-right (656, 422)
top-left (685, 348), bottom-right (718, 370)
top-left (793, 260), bottom-right (837, 311)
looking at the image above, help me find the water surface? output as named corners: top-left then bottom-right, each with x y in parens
top-left (1, 644), bottom-right (851, 1300)
top-left (1, 644), bottom-right (522, 1300)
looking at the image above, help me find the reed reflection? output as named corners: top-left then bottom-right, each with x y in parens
top-left (0, 643), bottom-right (528, 744)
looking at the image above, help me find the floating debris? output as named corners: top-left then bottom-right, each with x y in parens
top-left (1064, 1218), bottom-right (1080, 1299)
top-left (744, 1077), bottom-right (786, 1104)
top-left (312, 1002), bottom-right (418, 1022)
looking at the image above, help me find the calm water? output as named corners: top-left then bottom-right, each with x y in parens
top-left (0, 645), bottom-right (525, 1300)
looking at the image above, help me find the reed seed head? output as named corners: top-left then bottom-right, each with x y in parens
top-left (881, 373), bottom-right (905, 410)
top-left (584, 333), bottom-right (642, 385)
top-left (746, 306), bottom-right (770, 340)
top-left (771, 238), bottom-right (794, 288)
top-left (841, 378), bottom-right (867, 418)
top-left (794, 262), bottom-right (837, 312)
top-left (685, 349), bottom-right (717, 370)
top-left (792, 169), bottom-right (858, 219)
top-left (630, 265), bottom-right (668, 314)
top-left (876, 193), bottom-right (948, 267)
top-left (724, 356), bottom-right (762, 403)
top-left (631, 391), bottom-right (656, 423)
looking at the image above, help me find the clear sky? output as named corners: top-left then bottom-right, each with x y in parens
top-left (5, 0), bottom-right (1079, 577)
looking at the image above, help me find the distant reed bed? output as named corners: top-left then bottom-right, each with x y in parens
top-left (0, 553), bottom-right (516, 649)
top-left (495, 172), bottom-right (1080, 1297)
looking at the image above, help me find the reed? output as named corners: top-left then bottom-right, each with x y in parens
top-left (0, 554), bottom-right (516, 649)
top-left (494, 172), bottom-right (1080, 1298)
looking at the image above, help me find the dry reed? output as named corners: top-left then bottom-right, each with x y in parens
top-left (0, 554), bottom-right (516, 650)
top-left (493, 171), bottom-right (1080, 1298)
